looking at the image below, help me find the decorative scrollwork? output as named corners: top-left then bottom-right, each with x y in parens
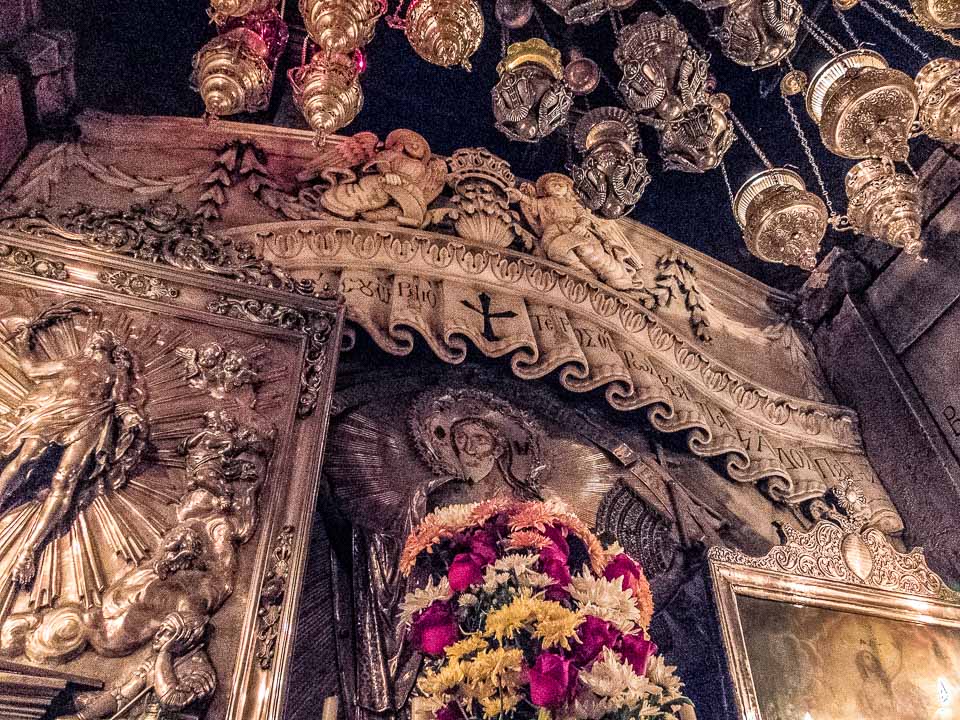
top-left (256, 525), bottom-right (295, 670)
top-left (97, 269), bottom-right (180, 300)
top-left (207, 296), bottom-right (335, 416)
top-left (0, 243), bottom-right (69, 280)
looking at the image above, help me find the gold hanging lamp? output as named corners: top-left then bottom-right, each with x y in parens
top-left (916, 57), bottom-right (960, 143)
top-left (842, 158), bottom-right (923, 256)
top-left (191, 29), bottom-right (275, 117)
top-left (404, 0), bottom-right (484, 69)
top-left (299, 0), bottom-right (385, 53)
top-left (289, 50), bottom-right (364, 144)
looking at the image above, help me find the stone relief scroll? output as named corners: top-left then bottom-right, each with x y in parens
top-left (0, 211), bottom-right (343, 720)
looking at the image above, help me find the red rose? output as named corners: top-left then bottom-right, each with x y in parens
top-left (543, 524), bottom-right (570, 556)
top-left (468, 530), bottom-right (499, 566)
top-left (410, 602), bottom-right (460, 656)
top-left (435, 702), bottom-right (466, 720)
top-left (540, 542), bottom-right (572, 589)
top-left (618, 633), bottom-right (658, 675)
top-left (572, 616), bottom-right (620, 666)
top-left (448, 552), bottom-right (484, 592)
top-left (528, 652), bottom-right (578, 708)
top-left (604, 553), bottom-right (646, 596)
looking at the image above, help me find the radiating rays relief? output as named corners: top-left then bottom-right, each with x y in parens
top-left (0, 289), bottom-right (280, 642)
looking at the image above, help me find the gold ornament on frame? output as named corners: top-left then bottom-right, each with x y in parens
top-left (404, 0), bottom-right (484, 70)
top-left (843, 158), bottom-right (923, 256)
top-left (299, 0), bottom-right (384, 54)
top-left (191, 29), bottom-right (274, 117)
top-left (734, 168), bottom-right (827, 270)
top-left (805, 49), bottom-right (919, 162)
top-left (916, 57), bottom-right (960, 144)
top-left (288, 51), bottom-right (364, 144)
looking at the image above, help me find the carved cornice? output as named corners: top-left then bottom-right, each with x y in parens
top-left (97, 269), bottom-right (180, 299)
top-left (0, 242), bottom-right (69, 280)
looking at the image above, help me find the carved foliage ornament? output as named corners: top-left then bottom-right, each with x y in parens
top-left (710, 480), bottom-right (954, 599)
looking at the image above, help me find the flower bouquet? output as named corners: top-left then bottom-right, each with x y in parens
top-left (399, 498), bottom-right (695, 720)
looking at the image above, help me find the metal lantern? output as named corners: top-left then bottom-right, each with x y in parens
top-left (805, 49), bottom-right (919, 161)
top-left (299, 0), bottom-right (384, 54)
top-left (571, 106), bottom-right (651, 219)
top-left (208, 0), bottom-right (276, 23)
top-left (614, 13), bottom-right (709, 123)
top-left (404, 0), bottom-right (484, 70)
top-left (916, 58), bottom-right (960, 144)
top-left (911, 0), bottom-right (960, 29)
top-left (491, 39), bottom-right (572, 142)
top-left (191, 29), bottom-right (274, 117)
top-left (288, 51), bottom-right (364, 143)
top-left (733, 168), bottom-right (828, 270)
top-left (659, 93), bottom-right (735, 172)
top-left (844, 158), bottom-right (923, 256)
top-left (714, 0), bottom-right (801, 69)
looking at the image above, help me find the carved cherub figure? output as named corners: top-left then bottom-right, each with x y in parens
top-left (60, 612), bottom-right (216, 720)
top-left (513, 173), bottom-right (644, 291)
top-left (319, 129), bottom-right (447, 228)
top-left (177, 342), bottom-right (260, 400)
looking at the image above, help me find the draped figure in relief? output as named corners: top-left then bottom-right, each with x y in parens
top-left (0, 308), bottom-right (147, 585)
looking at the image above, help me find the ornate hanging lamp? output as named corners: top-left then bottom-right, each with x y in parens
top-left (911, 0), bottom-right (960, 29)
top-left (916, 57), bottom-right (960, 143)
top-left (288, 49), bottom-right (364, 144)
top-left (192, 27), bottom-right (277, 117)
top-left (404, 0), bottom-right (484, 69)
top-left (842, 158), bottom-right (923, 256)
top-left (733, 168), bottom-right (828, 270)
top-left (570, 106), bottom-right (651, 219)
top-left (491, 39), bottom-right (572, 142)
top-left (805, 49), bottom-right (919, 161)
top-left (300, 0), bottom-right (384, 53)
top-left (714, 0), bottom-right (803, 68)
top-left (208, 0), bottom-right (276, 23)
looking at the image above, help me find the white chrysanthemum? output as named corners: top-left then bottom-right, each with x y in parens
top-left (645, 654), bottom-right (684, 702)
top-left (425, 503), bottom-right (480, 530)
top-left (458, 593), bottom-right (479, 607)
top-left (580, 648), bottom-right (659, 710)
top-left (567, 570), bottom-right (643, 633)
top-left (493, 553), bottom-right (555, 589)
top-left (399, 576), bottom-right (452, 627)
top-left (482, 566), bottom-right (513, 594)
top-left (605, 540), bottom-right (626, 558)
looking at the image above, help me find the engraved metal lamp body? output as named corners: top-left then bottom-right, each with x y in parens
top-left (404, 0), bottom-right (484, 69)
top-left (806, 50), bottom-right (919, 161)
top-left (299, 0), bottom-right (384, 53)
top-left (191, 29), bottom-right (274, 117)
top-left (733, 168), bottom-right (827, 270)
top-left (208, 0), bottom-right (276, 22)
top-left (571, 106), bottom-right (650, 219)
top-left (289, 51), bottom-right (363, 143)
top-left (916, 58), bottom-right (960, 144)
top-left (491, 39), bottom-right (572, 142)
top-left (844, 158), bottom-right (923, 256)
top-left (911, 0), bottom-right (960, 28)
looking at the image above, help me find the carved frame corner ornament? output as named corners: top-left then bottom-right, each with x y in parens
top-left (0, 200), bottom-right (344, 720)
top-left (708, 480), bottom-right (960, 720)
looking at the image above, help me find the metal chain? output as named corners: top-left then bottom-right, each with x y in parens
top-left (859, 0), bottom-right (932, 59)
top-left (864, 0), bottom-right (960, 48)
top-left (501, 26), bottom-right (509, 55)
top-left (720, 161), bottom-right (736, 211)
top-left (782, 93), bottom-right (836, 215)
top-left (800, 14), bottom-right (846, 54)
top-left (834, 5), bottom-right (863, 45)
top-left (729, 111), bottom-right (773, 169)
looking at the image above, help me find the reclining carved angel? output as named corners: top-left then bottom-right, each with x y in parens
top-left (512, 173), bottom-right (645, 291)
top-left (0, 304), bottom-right (148, 585)
top-left (301, 129), bottom-right (448, 228)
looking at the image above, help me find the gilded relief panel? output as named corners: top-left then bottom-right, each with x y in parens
top-left (0, 219), bottom-right (343, 720)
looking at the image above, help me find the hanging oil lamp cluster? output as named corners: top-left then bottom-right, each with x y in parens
top-left (192, 0), bottom-right (289, 117)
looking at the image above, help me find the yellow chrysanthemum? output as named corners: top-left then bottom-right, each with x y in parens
top-left (484, 592), bottom-right (537, 641)
top-left (480, 692), bottom-right (521, 718)
top-left (418, 660), bottom-right (467, 696)
top-left (532, 601), bottom-right (583, 651)
top-left (446, 633), bottom-right (489, 661)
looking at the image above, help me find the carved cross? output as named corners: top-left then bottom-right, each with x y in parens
top-left (461, 292), bottom-right (518, 342)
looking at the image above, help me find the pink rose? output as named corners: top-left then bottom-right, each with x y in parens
top-left (410, 602), bottom-right (460, 656)
top-left (604, 553), bottom-right (646, 596)
top-left (448, 552), bottom-right (484, 592)
top-left (543, 524), bottom-right (570, 556)
top-left (435, 702), bottom-right (466, 720)
top-left (468, 530), bottom-right (499, 566)
top-left (540, 542), bottom-right (572, 590)
top-left (529, 652), bottom-right (578, 708)
top-left (618, 633), bottom-right (657, 675)
top-left (572, 616), bottom-right (620, 665)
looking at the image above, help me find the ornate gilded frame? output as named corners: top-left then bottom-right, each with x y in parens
top-left (0, 203), bottom-right (344, 720)
top-left (708, 481), bottom-right (960, 720)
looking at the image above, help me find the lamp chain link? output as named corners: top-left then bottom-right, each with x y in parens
top-left (834, 5), bottom-right (863, 45)
top-left (800, 14), bottom-right (846, 54)
top-left (859, 0), bottom-right (933, 59)
top-left (782, 93), bottom-right (836, 215)
top-left (729, 111), bottom-right (773, 169)
top-left (863, 0), bottom-right (960, 48)
top-left (720, 160), bottom-right (736, 211)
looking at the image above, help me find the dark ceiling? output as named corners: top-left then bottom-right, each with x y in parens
top-left (44, 0), bottom-right (942, 290)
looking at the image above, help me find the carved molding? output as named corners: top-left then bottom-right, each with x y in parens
top-left (238, 219), bottom-right (900, 532)
top-left (97, 269), bottom-right (180, 299)
top-left (709, 481), bottom-right (956, 600)
top-left (0, 242), bottom-right (69, 280)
